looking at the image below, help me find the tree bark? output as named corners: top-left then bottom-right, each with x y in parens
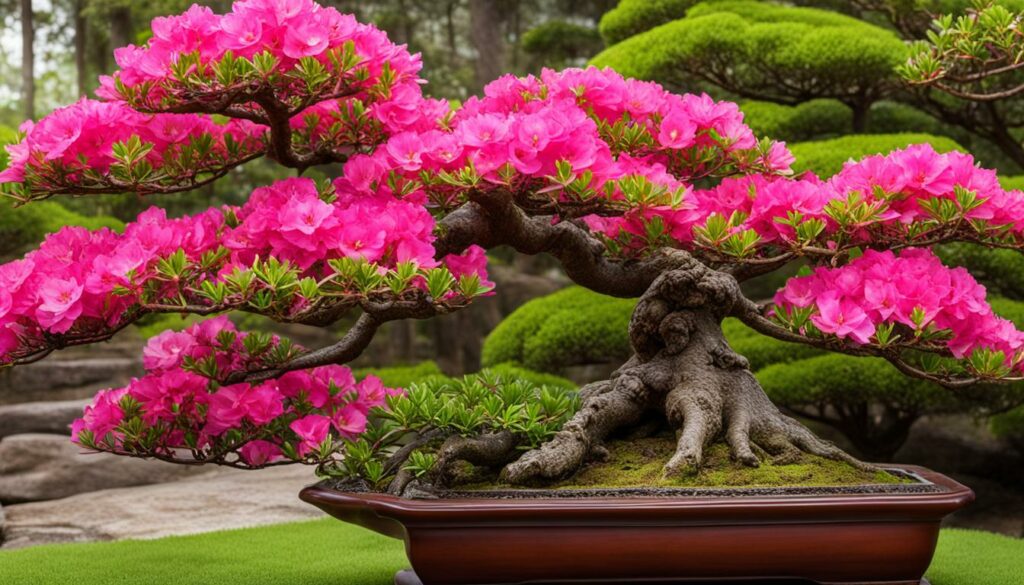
top-left (20, 0), bottom-right (34, 120)
top-left (109, 5), bottom-right (133, 51)
top-left (501, 263), bottom-right (869, 485)
top-left (468, 0), bottom-right (507, 92)
top-left (73, 0), bottom-right (88, 98)
top-left (850, 101), bottom-right (871, 133)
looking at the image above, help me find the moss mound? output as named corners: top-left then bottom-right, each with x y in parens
top-left (460, 435), bottom-right (902, 490)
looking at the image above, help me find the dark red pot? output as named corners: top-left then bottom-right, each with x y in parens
top-left (299, 464), bottom-right (972, 585)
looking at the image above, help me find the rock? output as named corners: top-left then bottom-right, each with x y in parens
top-left (0, 434), bottom-right (205, 504)
top-left (0, 466), bottom-right (322, 549)
top-left (0, 357), bottom-right (143, 405)
top-left (0, 399), bottom-right (90, 440)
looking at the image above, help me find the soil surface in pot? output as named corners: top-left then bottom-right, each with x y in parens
top-left (323, 435), bottom-right (931, 499)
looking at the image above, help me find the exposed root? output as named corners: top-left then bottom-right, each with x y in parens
top-left (498, 262), bottom-right (871, 486)
top-left (433, 431), bottom-right (517, 485)
top-left (501, 374), bottom-right (651, 484)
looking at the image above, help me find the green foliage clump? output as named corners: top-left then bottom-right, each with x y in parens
top-left (353, 361), bottom-right (449, 389)
top-left (593, 1), bottom-right (907, 107)
top-left (522, 20), bottom-right (604, 65)
top-left (740, 99), bottom-right (969, 144)
top-left (740, 99), bottom-right (852, 142)
top-left (0, 124), bottom-right (16, 169)
top-left (336, 371), bottom-right (580, 486)
top-left (757, 353), bottom-right (958, 411)
top-left (482, 286), bottom-right (635, 373)
top-left (482, 362), bottom-right (578, 391)
top-left (722, 318), bottom-right (823, 371)
top-left (789, 133), bottom-right (964, 177)
top-left (598, 0), bottom-right (698, 45)
top-left (998, 175), bottom-right (1024, 191)
top-left (938, 244), bottom-right (1024, 301)
top-left (0, 200), bottom-right (124, 258)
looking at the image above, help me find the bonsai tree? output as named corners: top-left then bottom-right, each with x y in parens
top-left (2, 0), bottom-right (1024, 492)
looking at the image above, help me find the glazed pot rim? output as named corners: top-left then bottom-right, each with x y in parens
top-left (299, 464), bottom-right (974, 524)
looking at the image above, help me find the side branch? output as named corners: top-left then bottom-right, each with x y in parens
top-left (731, 297), bottom-right (1023, 389)
top-left (436, 192), bottom-right (695, 298)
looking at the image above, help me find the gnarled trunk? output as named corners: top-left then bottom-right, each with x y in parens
top-left (500, 262), bottom-right (868, 484)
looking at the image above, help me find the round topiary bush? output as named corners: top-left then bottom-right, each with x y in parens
top-left (482, 286), bottom-right (636, 374)
top-left (788, 133), bottom-right (964, 177)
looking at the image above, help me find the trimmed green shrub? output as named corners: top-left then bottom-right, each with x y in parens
top-left (353, 360), bottom-right (577, 393)
top-left (353, 361), bottom-right (449, 388)
top-left (592, 2), bottom-right (907, 112)
top-left (522, 20), bottom-right (604, 66)
top-left (938, 244), bottom-right (1024, 301)
top-left (789, 133), bottom-right (964, 177)
top-left (740, 99), bottom-right (852, 143)
top-left (482, 286), bottom-right (635, 373)
top-left (999, 175), bottom-right (1024, 191)
top-left (598, 0), bottom-right (698, 45)
top-left (483, 362), bottom-right (578, 391)
top-left (0, 200), bottom-right (124, 258)
top-left (740, 99), bottom-right (970, 145)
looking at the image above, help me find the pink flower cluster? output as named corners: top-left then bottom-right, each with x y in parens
top-left (102, 1), bottom-right (419, 90)
top-left (226, 177), bottom-right (438, 270)
top-left (0, 175), bottom-right (488, 361)
top-left (72, 317), bottom-right (397, 466)
top-left (774, 249), bottom-right (1024, 363)
top-left (0, 207), bottom-right (224, 355)
top-left (0, 99), bottom-right (265, 185)
top-left (99, 1), bottom-right (442, 138)
top-left (589, 143), bottom-right (1024, 254)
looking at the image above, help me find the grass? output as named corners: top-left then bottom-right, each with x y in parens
top-left (0, 520), bottom-right (1018, 584)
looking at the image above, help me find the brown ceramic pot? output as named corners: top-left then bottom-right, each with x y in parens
top-left (299, 464), bottom-right (971, 585)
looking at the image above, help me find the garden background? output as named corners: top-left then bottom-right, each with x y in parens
top-left (0, 0), bottom-right (1022, 583)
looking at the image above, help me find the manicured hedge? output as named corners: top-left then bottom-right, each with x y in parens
top-left (354, 360), bottom-right (577, 392)
top-left (0, 200), bottom-right (124, 257)
top-left (592, 2), bottom-right (907, 108)
top-left (522, 20), bottom-right (604, 63)
top-left (789, 133), bottom-right (963, 177)
top-left (482, 286), bottom-right (635, 374)
top-left (598, 0), bottom-right (697, 45)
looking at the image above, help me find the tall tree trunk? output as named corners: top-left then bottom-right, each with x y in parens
top-left (109, 6), bottom-right (133, 51)
top-left (21, 0), bottom-right (34, 120)
top-left (468, 0), bottom-right (507, 92)
top-left (74, 0), bottom-right (88, 98)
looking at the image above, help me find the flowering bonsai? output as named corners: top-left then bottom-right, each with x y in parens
top-left (3, 0), bottom-right (1024, 495)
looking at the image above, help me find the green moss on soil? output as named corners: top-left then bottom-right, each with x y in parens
top-left (462, 436), bottom-right (904, 490)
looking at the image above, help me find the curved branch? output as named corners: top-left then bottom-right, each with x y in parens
top-left (436, 191), bottom-right (695, 298)
top-left (731, 297), bottom-right (1023, 389)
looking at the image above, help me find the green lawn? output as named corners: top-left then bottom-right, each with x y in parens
top-left (0, 520), bottom-right (1018, 584)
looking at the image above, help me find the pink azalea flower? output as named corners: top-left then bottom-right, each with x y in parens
top-left (143, 329), bottom-right (196, 371)
top-left (35, 277), bottom-right (84, 333)
top-left (290, 414), bottom-right (331, 457)
top-left (239, 440), bottom-right (282, 466)
top-left (810, 292), bottom-right (875, 345)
